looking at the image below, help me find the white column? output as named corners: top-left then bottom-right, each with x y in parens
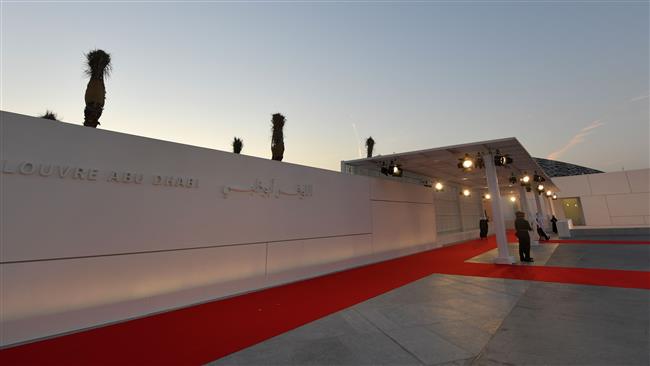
top-left (485, 153), bottom-right (514, 264)
top-left (518, 185), bottom-right (539, 246)
top-left (547, 196), bottom-right (556, 216)
top-left (534, 191), bottom-right (543, 214)
top-left (534, 191), bottom-right (548, 229)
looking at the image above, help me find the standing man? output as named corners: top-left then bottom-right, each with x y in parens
top-left (479, 215), bottom-right (489, 240)
top-left (515, 211), bottom-right (534, 262)
top-left (550, 215), bottom-right (558, 234)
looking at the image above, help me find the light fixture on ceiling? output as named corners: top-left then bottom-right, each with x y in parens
top-left (509, 173), bottom-right (518, 185)
top-left (391, 163), bottom-right (403, 177)
top-left (493, 149), bottom-right (513, 167)
top-left (533, 171), bottom-right (546, 183)
top-left (381, 161), bottom-right (403, 177)
top-left (380, 162), bottom-right (389, 176)
top-left (483, 193), bottom-right (491, 200)
top-left (510, 196), bottom-right (517, 202)
top-left (537, 184), bottom-right (545, 193)
top-left (475, 152), bottom-right (485, 169)
top-left (462, 189), bottom-right (471, 197)
top-left (434, 182), bottom-right (444, 191)
top-left (520, 172), bottom-right (532, 192)
top-left (458, 154), bottom-right (474, 171)
top-left (552, 194), bottom-right (558, 200)
top-left (546, 190), bottom-right (553, 197)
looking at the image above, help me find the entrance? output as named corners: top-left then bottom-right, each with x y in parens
top-left (561, 197), bottom-right (585, 226)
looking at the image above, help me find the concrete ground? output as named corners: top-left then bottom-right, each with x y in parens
top-left (209, 238), bottom-right (650, 366)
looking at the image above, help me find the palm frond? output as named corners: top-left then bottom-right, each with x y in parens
top-left (233, 137), bottom-right (243, 154)
top-left (85, 49), bottom-right (112, 79)
top-left (40, 110), bottom-right (58, 121)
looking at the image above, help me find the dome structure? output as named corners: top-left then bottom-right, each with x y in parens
top-left (533, 157), bottom-right (603, 177)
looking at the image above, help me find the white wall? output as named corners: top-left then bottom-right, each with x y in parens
top-left (0, 111), bottom-right (439, 346)
top-left (552, 169), bottom-right (650, 227)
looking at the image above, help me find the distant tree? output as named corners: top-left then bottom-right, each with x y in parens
top-left (271, 113), bottom-right (285, 161)
top-left (83, 49), bottom-right (112, 128)
top-left (40, 110), bottom-right (58, 121)
top-left (365, 136), bottom-right (375, 158)
top-left (233, 137), bottom-right (243, 154)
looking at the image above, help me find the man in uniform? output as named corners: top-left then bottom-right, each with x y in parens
top-left (515, 211), bottom-right (534, 262)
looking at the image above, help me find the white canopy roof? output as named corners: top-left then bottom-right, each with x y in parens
top-left (342, 137), bottom-right (558, 193)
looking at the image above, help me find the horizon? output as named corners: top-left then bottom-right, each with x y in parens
top-left (1, 2), bottom-right (648, 172)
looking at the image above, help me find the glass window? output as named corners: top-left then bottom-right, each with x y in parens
top-left (560, 197), bottom-right (585, 226)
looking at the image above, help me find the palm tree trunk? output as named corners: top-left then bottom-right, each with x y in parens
top-left (84, 78), bottom-right (105, 127)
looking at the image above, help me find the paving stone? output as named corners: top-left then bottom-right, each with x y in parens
top-left (384, 325), bottom-right (474, 365)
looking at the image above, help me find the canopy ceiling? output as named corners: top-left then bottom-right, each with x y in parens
top-left (342, 137), bottom-right (558, 194)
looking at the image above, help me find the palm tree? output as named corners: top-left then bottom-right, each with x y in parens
top-left (83, 49), bottom-right (111, 128)
top-left (40, 110), bottom-right (58, 121)
top-left (271, 113), bottom-right (285, 161)
top-left (233, 137), bottom-right (243, 154)
top-left (365, 136), bottom-right (375, 158)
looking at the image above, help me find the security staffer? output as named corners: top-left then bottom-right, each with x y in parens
top-left (514, 211), bottom-right (534, 262)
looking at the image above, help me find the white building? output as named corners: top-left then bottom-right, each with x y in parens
top-left (1, 110), bottom-right (647, 346)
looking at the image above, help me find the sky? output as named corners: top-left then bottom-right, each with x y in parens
top-left (1, 1), bottom-right (648, 172)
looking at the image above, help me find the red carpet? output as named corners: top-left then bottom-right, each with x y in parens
top-left (1, 234), bottom-right (649, 365)
top-left (546, 239), bottom-right (650, 244)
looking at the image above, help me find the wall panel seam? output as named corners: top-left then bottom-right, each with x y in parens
top-left (1, 232), bottom-right (374, 265)
top-left (370, 199), bottom-right (433, 205)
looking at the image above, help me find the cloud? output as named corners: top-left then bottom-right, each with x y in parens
top-left (547, 120), bottom-right (605, 160)
top-left (629, 93), bottom-right (649, 102)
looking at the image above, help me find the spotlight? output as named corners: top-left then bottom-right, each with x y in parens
top-left (483, 193), bottom-right (491, 200)
top-left (458, 154), bottom-right (474, 171)
top-left (510, 196), bottom-right (517, 202)
top-left (380, 165), bottom-right (389, 176)
top-left (546, 190), bottom-right (553, 197)
top-left (508, 173), bottom-right (518, 185)
top-left (537, 184), bottom-right (544, 192)
top-left (521, 174), bottom-right (531, 184)
top-left (475, 153), bottom-right (485, 169)
top-left (462, 189), bottom-right (471, 197)
top-left (493, 149), bottom-right (513, 166)
top-left (388, 162), bottom-right (403, 177)
top-left (552, 194), bottom-right (558, 200)
top-left (434, 182), bottom-right (444, 191)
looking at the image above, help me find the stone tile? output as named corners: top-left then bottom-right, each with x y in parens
top-left (277, 308), bottom-right (380, 342)
top-left (338, 331), bottom-right (424, 365)
top-left (431, 358), bottom-right (475, 366)
top-left (284, 337), bottom-right (361, 366)
top-left (479, 284), bottom-right (650, 366)
top-left (384, 325), bottom-right (474, 365)
top-left (210, 336), bottom-right (357, 365)
top-left (351, 306), bottom-right (402, 331)
top-left (545, 244), bottom-right (650, 271)
top-left (425, 320), bottom-right (494, 355)
top-left (381, 303), bottom-right (469, 328)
